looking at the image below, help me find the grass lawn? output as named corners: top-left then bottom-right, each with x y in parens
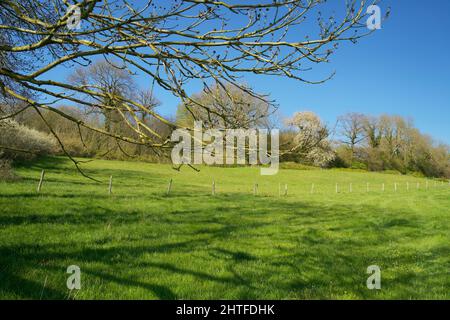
top-left (0, 156), bottom-right (449, 299)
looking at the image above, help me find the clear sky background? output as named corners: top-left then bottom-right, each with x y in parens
top-left (152, 0), bottom-right (450, 144)
top-left (46, 0), bottom-right (450, 144)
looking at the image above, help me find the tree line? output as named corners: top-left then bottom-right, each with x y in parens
top-left (0, 0), bottom-right (377, 179)
top-left (333, 113), bottom-right (450, 178)
top-left (1, 61), bottom-right (448, 179)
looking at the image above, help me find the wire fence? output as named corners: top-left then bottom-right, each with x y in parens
top-left (33, 169), bottom-right (450, 198)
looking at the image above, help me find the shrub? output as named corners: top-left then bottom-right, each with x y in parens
top-left (350, 161), bottom-right (368, 170)
top-left (0, 119), bottom-right (58, 160)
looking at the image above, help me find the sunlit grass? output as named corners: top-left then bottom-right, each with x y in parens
top-left (0, 156), bottom-right (448, 299)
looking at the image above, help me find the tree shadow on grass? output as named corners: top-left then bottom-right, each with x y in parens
top-left (0, 195), bottom-right (448, 299)
top-left (14, 156), bottom-right (73, 170)
top-left (0, 272), bottom-right (66, 300)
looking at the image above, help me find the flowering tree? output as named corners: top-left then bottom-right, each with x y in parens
top-left (1, 0), bottom-right (377, 173)
top-left (284, 111), bottom-right (335, 167)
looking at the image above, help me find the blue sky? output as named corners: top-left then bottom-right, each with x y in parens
top-left (46, 0), bottom-right (450, 144)
top-left (154, 0), bottom-right (450, 143)
top-left (267, 0), bottom-right (450, 144)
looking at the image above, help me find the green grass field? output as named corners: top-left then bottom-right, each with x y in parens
top-left (0, 157), bottom-right (449, 299)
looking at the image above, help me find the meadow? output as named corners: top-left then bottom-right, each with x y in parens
top-left (0, 157), bottom-right (449, 299)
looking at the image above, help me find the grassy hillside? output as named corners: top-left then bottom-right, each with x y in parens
top-left (0, 157), bottom-right (449, 299)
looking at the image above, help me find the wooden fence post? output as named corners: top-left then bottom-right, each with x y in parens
top-left (212, 180), bottom-right (216, 196)
top-left (349, 183), bottom-right (352, 193)
top-left (254, 183), bottom-right (258, 196)
top-left (335, 183), bottom-right (338, 194)
top-left (284, 184), bottom-right (288, 196)
top-left (37, 170), bottom-right (45, 193)
top-left (108, 175), bottom-right (113, 195)
top-left (167, 178), bottom-right (173, 195)
top-left (382, 183), bottom-right (385, 192)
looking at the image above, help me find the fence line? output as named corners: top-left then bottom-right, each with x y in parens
top-left (32, 170), bottom-right (450, 198)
